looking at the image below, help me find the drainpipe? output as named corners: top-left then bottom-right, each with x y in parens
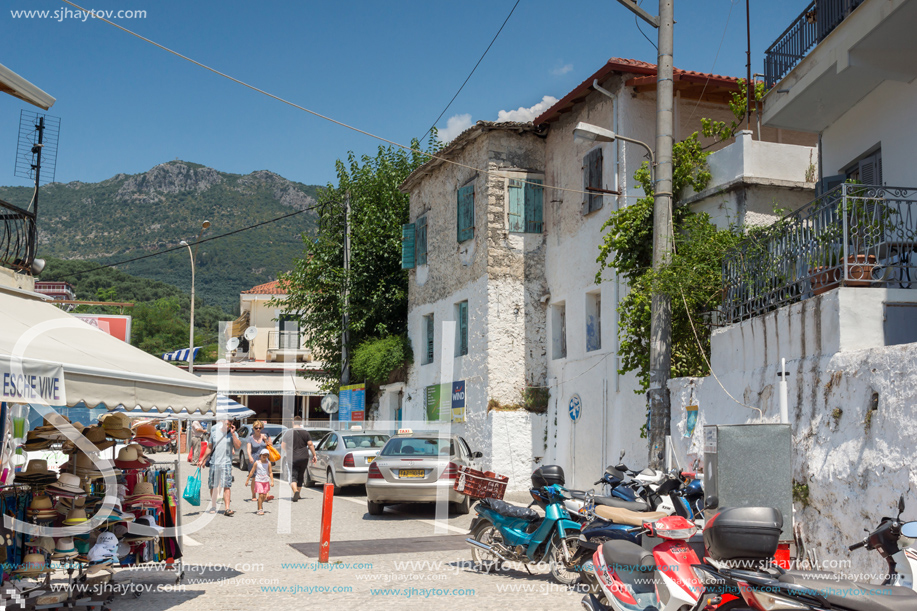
top-left (778, 358), bottom-right (789, 424)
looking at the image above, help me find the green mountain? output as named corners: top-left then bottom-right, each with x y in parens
top-left (0, 161), bottom-right (320, 310)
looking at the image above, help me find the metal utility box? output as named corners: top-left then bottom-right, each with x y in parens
top-left (704, 424), bottom-right (793, 540)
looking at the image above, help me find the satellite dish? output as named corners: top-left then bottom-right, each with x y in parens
top-left (244, 327), bottom-right (258, 341)
top-left (321, 394), bottom-right (339, 414)
top-left (226, 337), bottom-right (240, 351)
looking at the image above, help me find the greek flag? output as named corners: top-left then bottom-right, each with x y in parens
top-left (162, 347), bottom-right (201, 362)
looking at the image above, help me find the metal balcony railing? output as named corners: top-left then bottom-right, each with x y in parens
top-left (722, 184), bottom-right (917, 324)
top-left (764, 0), bottom-right (865, 88)
top-left (268, 330), bottom-right (302, 350)
top-left (0, 198), bottom-right (36, 272)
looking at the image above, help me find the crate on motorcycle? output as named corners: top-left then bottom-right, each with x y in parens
top-left (454, 465), bottom-right (508, 500)
top-left (531, 465), bottom-right (564, 488)
top-left (704, 506), bottom-right (782, 561)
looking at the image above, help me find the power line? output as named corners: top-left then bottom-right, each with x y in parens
top-left (635, 1), bottom-right (657, 50)
top-left (417, 0), bottom-right (521, 144)
top-left (58, 0), bottom-right (602, 200)
top-left (685, 0), bottom-right (738, 128)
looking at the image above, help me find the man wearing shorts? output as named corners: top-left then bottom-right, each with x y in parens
top-left (281, 416), bottom-right (317, 502)
top-left (198, 419), bottom-right (241, 516)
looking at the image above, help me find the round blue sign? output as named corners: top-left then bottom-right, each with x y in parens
top-left (569, 394), bottom-right (582, 422)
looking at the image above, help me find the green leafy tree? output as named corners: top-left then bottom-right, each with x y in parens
top-left (280, 138), bottom-right (437, 391)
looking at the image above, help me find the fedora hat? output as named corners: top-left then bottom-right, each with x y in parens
top-left (47, 473), bottom-right (87, 496)
top-left (126, 481), bottom-right (161, 501)
top-left (127, 443), bottom-right (153, 464)
top-left (100, 413), bottom-right (132, 439)
top-left (52, 537), bottom-right (78, 560)
top-left (27, 495), bottom-right (58, 519)
top-left (114, 446), bottom-right (149, 470)
top-left (16, 459), bottom-right (56, 484)
top-left (13, 553), bottom-right (53, 577)
top-left (63, 508), bottom-right (88, 525)
top-left (22, 430), bottom-right (52, 451)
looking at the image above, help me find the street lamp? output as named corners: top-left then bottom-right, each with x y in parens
top-left (179, 220), bottom-right (210, 375)
top-left (573, 122), bottom-right (655, 180)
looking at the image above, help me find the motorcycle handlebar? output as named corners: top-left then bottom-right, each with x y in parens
top-left (594, 480), bottom-right (604, 486)
top-left (848, 540), bottom-right (867, 551)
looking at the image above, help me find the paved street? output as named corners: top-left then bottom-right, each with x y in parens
top-left (109, 460), bottom-right (586, 610)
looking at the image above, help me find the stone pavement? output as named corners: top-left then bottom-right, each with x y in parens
top-left (107, 460), bottom-right (588, 610)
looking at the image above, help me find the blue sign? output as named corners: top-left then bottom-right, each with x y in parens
top-left (338, 384), bottom-right (365, 421)
top-left (569, 394), bottom-right (582, 422)
top-left (451, 381), bottom-right (465, 409)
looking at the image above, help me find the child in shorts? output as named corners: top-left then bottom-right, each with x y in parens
top-left (244, 448), bottom-right (274, 515)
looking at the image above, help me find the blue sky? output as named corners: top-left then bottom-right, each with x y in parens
top-left (3, 0), bottom-right (809, 187)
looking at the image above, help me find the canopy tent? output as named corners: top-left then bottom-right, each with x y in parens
top-left (112, 395), bottom-right (254, 420)
top-left (0, 287), bottom-right (217, 414)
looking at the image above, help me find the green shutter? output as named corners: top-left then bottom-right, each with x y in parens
top-left (459, 301), bottom-right (468, 356)
top-left (508, 179), bottom-right (525, 233)
top-left (426, 314), bottom-right (434, 363)
top-left (525, 179), bottom-right (544, 233)
top-left (583, 148), bottom-right (603, 214)
top-left (401, 223), bottom-right (415, 269)
top-left (416, 216), bottom-right (428, 265)
top-left (457, 184), bottom-right (474, 242)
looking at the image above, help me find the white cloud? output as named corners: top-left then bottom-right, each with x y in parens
top-left (495, 95), bottom-right (559, 123)
top-left (438, 113), bottom-right (473, 143)
top-left (552, 63), bottom-right (573, 76)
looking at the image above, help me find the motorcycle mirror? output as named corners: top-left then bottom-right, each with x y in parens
top-left (901, 522), bottom-right (917, 540)
top-left (658, 452), bottom-right (664, 460)
top-left (705, 495), bottom-right (719, 510)
top-left (899, 495), bottom-right (906, 518)
top-left (619, 450), bottom-right (626, 461)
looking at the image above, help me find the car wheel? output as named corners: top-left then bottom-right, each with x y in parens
top-left (303, 465), bottom-right (314, 488)
top-left (327, 469), bottom-right (341, 494)
top-left (450, 495), bottom-right (470, 515)
top-left (367, 500), bottom-right (385, 516)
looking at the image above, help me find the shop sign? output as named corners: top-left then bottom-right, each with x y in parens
top-left (339, 383), bottom-right (365, 422)
top-left (0, 357), bottom-right (66, 405)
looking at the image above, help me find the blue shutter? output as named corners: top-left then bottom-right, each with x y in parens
top-left (416, 216), bottom-right (428, 265)
top-left (401, 223), bottom-right (415, 269)
top-left (459, 301), bottom-right (468, 356)
top-left (525, 179), bottom-right (544, 233)
top-left (508, 179), bottom-right (525, 232)
top-left (457, 184), bottom-right (474, 242)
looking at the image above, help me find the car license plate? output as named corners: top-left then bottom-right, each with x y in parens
top-left (399, 469), bottom-right (425, 478)
top-left (365, 457), bottom-right (375, 464)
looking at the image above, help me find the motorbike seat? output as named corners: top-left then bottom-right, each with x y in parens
top-left (479, 498), bottom-right (539, 521)
top-left (601, 540), bottom-right (656, 573)
top-left (567, 490), bottom-right (650, 512)
top-left (595, 506), bottom-right (668, 526)
top-left (777, 573), bottom-right (917, 611)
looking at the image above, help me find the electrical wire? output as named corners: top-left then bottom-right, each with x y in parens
top-left (635, 0), bottom-right (657, 51)
top-left (59, 0), bottom-right (601, 200)
top-left (417, 0), bottom-right (521, 144)
top-left (685, 0), bottom-right (738, 128)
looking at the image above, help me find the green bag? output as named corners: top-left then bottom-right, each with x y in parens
top-left (183, 468), bottom-right (201, 506)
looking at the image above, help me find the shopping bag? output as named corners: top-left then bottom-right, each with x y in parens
top-left (187, 447), bottom-right (193, 463)
top-left (183, 468), bottom-right (201, 506)
top-left (267, 444), bottom-right (281, 463)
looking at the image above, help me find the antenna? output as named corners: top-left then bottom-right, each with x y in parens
top-left (243, 327), bottom-right (258, 341)
top-left (226, 337), bottom-right (240, 352)
top-left (15, 110), bottom-right (61, 215)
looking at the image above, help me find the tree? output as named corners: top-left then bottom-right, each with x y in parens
top-left (280, 137), bottom-right (438, 391)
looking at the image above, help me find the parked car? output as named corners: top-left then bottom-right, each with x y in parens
top-left (365, 430), bottom-right (482, 516)
top-left (271, 427), bottom-right (333, 475)
top-left (234, 423), bottom-right (287, 470)
top-left (306, 430), bottom-right (390, 490)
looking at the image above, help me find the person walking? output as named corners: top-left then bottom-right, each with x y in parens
top-left (281, 416), bottom-right (317, 502)
top-left (198, 418), bottom-right (241, 516)
top-left (244, 448), bottom-right (274, 516)
top-left (245, 420), bottom-right (271, 501)
top-left (189, 420), bottom-right (206, 463)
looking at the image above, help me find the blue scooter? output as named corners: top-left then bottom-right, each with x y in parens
top-left (467, 481), bottom-right (583, 585)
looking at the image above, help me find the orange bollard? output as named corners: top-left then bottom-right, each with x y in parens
top-left (319, 482), bottom-right (334, 563)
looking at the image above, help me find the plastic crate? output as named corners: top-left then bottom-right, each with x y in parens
top-left (454, 465), bottom-right (508, 500)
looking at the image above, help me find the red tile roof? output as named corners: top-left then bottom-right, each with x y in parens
top-left (242, 280), bottom-right (289, 295)
top-left (534, 57), bottom-right (743, 126)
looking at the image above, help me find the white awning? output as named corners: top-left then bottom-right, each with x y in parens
top-left (194, 370), bottom-right (321, 396)
top-left (0, 63), bottom-right (55, 109)
top-left (0, 288), bottom-right (217, 414)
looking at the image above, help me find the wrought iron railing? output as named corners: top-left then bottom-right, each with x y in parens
top-left (764, 0), bottom-right (865, 88)
top-left (0, 198), bottom-right (36, 272)
top-left (722, 184), bottom-right (917, 324)
top-left (268, 330), bottom-right (302, 350)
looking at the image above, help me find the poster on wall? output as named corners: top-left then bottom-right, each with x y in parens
top-left (338, 383), bottom-right (365, 422)
top-left (426, 380), bottom-right (465, 422)
top-left (684, 404), bottom-right (698, 437)
top-left (73, 315), bottom-right (132, 343)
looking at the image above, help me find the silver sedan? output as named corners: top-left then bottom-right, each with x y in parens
top-left (306, 431), bottom-right (390, 490)
top-left (365, 431), bottom-right (482, 516)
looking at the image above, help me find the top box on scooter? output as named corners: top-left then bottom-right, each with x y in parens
top-left (704, 506), bottom-right (782, 561)
top-left (531, 465), bottom-right (565, 489)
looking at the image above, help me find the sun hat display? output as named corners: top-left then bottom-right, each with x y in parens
top-left (114, 446), bottom-right (149, 470)
top-left (63, 425), bottom-right (116, 454)
top-left (52, 537), bottom-right (78, 560)
top-left (13, 553), bottom-right (53, 577)
top-left (27, 495), bottom-right (57, 519)
top-left (15, 459), bottom-right (56, 484)
top-left (63, 508), bottom-right (88, 526)
top-left (125, 481), bottom-right (162, 507)
top-left (26, 536), bottom-right (55, 554)
top-left (99, 412), bottom-right (132, 439)
top-left (133, 423), bottom-right (169, 445)
top-left (55, 495), bottom-right (87, 516)
top-left (21, 431), bottom-right (52, 451)
top-left (61, 453), bottom-right (119, 479)
top-left (126, 443), bottom-right (153, 465)
top-left (46, 473), bottom-right (87, 497)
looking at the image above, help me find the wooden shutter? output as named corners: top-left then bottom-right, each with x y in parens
top-left (859, 154), bottom-right (877, 185)
top-left (426, 314), bottom-right (435, 363)
top-left (508, 179), bottom-right (525, 232)
top-left (459, 301), bottom-right (468, 356)
top-left (416, 216), bottom-right (428, 265)
top-left (583, 148), bottom-right (603, 214)
top-left (457, 184), bottom-right (475, 242)
top-left (401, 223), bottom-right (415, 269)
top-left (525, 179), bottom-right (544, 233)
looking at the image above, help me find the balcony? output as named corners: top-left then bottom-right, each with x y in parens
top-left (267, 330), bottom-right (310, 362)
top-left (0, 198), bottom-right (36, 272)
top-left (722, 183), bottom-right (917, 324)
top-left (764, 0), bottom-right (865, 88)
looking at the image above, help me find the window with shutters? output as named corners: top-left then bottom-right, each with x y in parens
top-left (457, 183), bottom-right (475, 242)
top-left (455, 301), bottom-right (468, 357)
top-left (508, 178), bottom-right (544, 233)
top-left (583, 147), bottom-right (604, 214)
top-left (423, 313), bottom-right (435, 365)
top-left (401, 222), bottom-right (415, 269)
top-left (586, 291), bottom-right (601, 352)
top-left (844, 148), bottom-right (883, 185)
top-left (415, 216), bottom-right (428, 265)
top-left (552, 303), bottom-right (567, 360)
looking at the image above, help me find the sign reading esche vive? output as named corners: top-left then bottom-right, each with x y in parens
top-left (425, 380), bottom-right (465, 422)
top-left (0, 357), bottom-right (66, 405)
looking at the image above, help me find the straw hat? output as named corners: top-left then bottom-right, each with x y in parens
top-left (27, 495), bottom-right (56, 518)
top-left (46, 473), bottom-right (87, 496)
top-left (55, 495), bottom-right (87, 516)
top-left (62, 453), bottom-right (119, 479)
top-left (26, 536), bottom-right (55, 554)
top-left (63, 508), bottom-right (88, 525)
top-left (21, 431), bottom-right (52, 451)
top-left (127, 443), bottom-right (152, 464)
top-left (16, 460), bottom-right (56, 484)
top-left (114, 446), bottom-right (150, 470)
top-left (100, 413), bottom-right (132, 439)
top-left (125, 481), bottom-right (161, 506)
top-left (13, 553), bottom-right (53, 577)
top-left (133, 423), bottom-right (168, 445)
top-left (63, 426), bottom-right (116, 454)
top-left (52, 537), bottom-right (78, 560)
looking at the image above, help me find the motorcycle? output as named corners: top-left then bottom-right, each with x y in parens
top-left (466, 465), bottom-right (584, 585)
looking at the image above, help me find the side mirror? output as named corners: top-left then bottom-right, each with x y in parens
top-left (619, 450), bottom-right (626, 461)
top-left (473, 451), bottom-right (483, 459)
top-left (899, 495), bottom-right (906, 518)
top-left (705, 495), bottom-right (719, 510)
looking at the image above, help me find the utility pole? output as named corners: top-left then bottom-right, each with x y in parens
top-left (647, 0), bottom-right (675, 469)
top-left (341, 192), bottom-right (351, 387)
